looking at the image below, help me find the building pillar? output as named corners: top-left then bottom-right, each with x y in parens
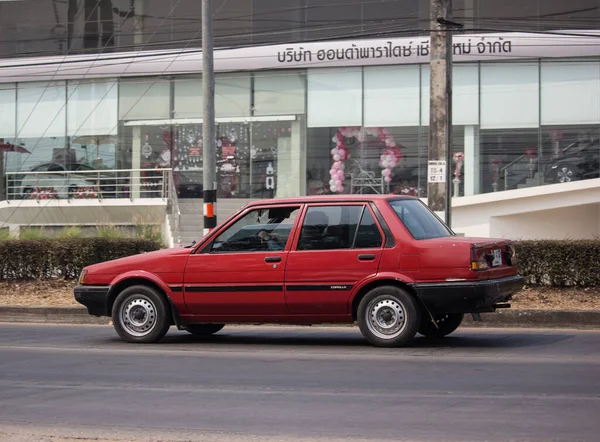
top-left (131, 126), bottom-right (141, 199)
top-left (464, 125), bottom-right (480, 196)
top-left (275, 120), bottom-right (305, 198)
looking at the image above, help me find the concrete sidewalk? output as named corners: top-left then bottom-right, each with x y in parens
top-left (0, 305), bottom-right (599, 329)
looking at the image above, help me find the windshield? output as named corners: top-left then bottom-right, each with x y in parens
top-left (388, 199), bottom-right (453, 240)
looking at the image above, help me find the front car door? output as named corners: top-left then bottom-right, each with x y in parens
top-left (284, 203), bottom-right (385, 316)
top-left (183, 204), bottom-right (301, 319)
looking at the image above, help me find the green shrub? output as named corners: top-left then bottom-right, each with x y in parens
top-left (96, 225), bottom-right (126, 239)
top-left (20, 228), bottom-right (48, 240)
top-left (0, 237), bottom-right (161, 281)
top-left (514, 240), bottom-right (600, 287)
top-left (56, 226), bottom-right (82, 239)
top-left (0, 230), bottom-right (12, 241)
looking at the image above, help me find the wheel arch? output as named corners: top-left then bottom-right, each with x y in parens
top-left (107, 275), bottom-right (182, 328)
top-left (350, 277), bottom-right (430, 322)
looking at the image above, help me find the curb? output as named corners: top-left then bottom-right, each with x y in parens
top-left (0, 306), bottom-right (599, 329)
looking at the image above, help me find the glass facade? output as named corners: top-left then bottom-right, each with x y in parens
top-left (1, 0), bottom-right (599, 58)
top-left (1, 59), bottom-right (600, 201)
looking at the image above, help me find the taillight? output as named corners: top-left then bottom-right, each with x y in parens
top-left (470, 247), bottom-right (488, 270)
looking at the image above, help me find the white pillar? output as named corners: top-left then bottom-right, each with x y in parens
top-left (132, 126), bottom-right (141, 199)
top-left (464, 125), bottom-right (480, 196)
top-left (275, 120), bottom-right (305, 198)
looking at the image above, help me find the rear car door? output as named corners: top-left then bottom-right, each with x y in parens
top-left (284, 203), bottom-right (384, 315)
top-left (183, 204), bottom-right (301, 318)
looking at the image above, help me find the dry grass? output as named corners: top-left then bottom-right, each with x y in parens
top-left (0, 280), bottom-right (599, 310)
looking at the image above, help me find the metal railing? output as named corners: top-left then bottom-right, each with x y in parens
top-left (501, 141), bottom-right (583, 191)
top-left (4, 168), bottom-right (172, 201)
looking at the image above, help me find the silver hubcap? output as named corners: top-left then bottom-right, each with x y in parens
top-left (366, 297), bottom-right (406, 339)
top-left (557, 167), bottom-right (573, 183)
top-left (120, 296), bottom-right (157, 337)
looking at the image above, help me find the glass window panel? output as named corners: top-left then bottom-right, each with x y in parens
top-left (118, 78), bottom-right (170, 121)
top-left (174, 76), bottom-right (202, 118)
top-left (254, 71), bottom-right (305, 116)
top-left (67, 79), bottom-right (118, 136)
top-left (354, 209), bottom-right (383, 248)
top-left (541, 61), bottom-right (600, 126)
top-left (297, 205), bottom-right (362, 250)
top-left (541, 125), bottom-right (600, 185)
top-left (212, 206), bottom-right (300, 253)
top-left (216, 73), bottom-right (251, 118)
top-left (17, 81), bottom-right (66, 138)
top-left (0, 83), bottom-right (16, 138)
top-left (364, 65), bottom-right (419, 127)
top-left (307, 68), bottom-right (362, 128)
top-left (421, 64), bottom-right (479, 126)
top-left (480, 62), bottom-right (539, 129)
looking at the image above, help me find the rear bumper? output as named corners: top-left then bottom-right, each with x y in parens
top-left (74, 285), bottom-right (110, 317)
top-left (410, 275), bottom-right (525, 314)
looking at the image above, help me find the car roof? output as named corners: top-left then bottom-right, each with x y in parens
top-left (246, 194), bottom-right (417, 207)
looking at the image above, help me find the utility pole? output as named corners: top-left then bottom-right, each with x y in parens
top-left (202, 0), bottom-right (217, 236)
top-left (428, 0), bottom-right (453, 226)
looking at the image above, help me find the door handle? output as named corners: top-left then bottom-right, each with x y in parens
top-left (265, 256), bottom-right (282, 263)
top-left (358, 254), bottom-right (376, 261)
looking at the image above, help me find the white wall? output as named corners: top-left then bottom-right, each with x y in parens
top-left (450, 178), bottom-right (600, 239)
top-left (490, 204), bottom-right (599, 239)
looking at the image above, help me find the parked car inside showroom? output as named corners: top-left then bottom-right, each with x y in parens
top-left (544, 139), bottom-right (600, 184)
top-left (17, 162), bottom-right (123, 199)
top-left (75, 195), bottom-right (524, 347)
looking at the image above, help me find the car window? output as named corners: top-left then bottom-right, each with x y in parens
top-left (31, 164), bottom-right (51, 172)
top-left (354, 209), bottom-right (383, 248)
top-left (389, 199), bottom-right (453, 240)
top-left (297, 205), bottom-right (372, 251)
top-left (67, 163), bottom-right (94, 171)
top-left (211, 206), bottom-right (299, 253)
top-left (48, 164), bottom-right (65, 172)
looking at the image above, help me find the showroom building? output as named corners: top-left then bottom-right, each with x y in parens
top-left (1, 0), bottom-right (600, 240)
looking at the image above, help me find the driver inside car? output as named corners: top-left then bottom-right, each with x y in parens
top-left (257, 229), bottom-right (285, 251)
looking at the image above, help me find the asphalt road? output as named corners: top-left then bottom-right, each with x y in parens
top-left (0, 323), bottom-right (599, 442)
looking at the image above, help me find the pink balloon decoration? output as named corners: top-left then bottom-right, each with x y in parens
top-left (384, 176), bottom-right (392, 183)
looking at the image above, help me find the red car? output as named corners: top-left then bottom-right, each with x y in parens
top-left (75, 195), bottom-right (524, 347)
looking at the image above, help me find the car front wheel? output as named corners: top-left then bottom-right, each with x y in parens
top-left (418, 313), bottom-right (464, 338)
top-left (111, 285), bottom-right (171, 343)
top-left (357, 286), bottom-right (421, 347)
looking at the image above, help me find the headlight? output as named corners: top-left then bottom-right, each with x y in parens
top-left (79, 269), bottom-right (88, 285)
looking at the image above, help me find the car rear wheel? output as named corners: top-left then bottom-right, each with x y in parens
top-left (185, 324), bottom-right (225, 336)
top-left (357, 286), bottom-right (421, 347)
top-left (111, 285), bottom-right (170, 343)
top-left (418, 313), bottom-right (464, 338)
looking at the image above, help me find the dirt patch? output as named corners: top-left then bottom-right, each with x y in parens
top-left (0, 280), bottom-right (79, 307)
top-left (1, 280), bottom-right (599, 310)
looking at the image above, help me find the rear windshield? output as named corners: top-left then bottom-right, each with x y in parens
top-left (388, 199), bottom-right (453, 240)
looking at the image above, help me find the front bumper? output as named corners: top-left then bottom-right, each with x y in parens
top-left (74, 285), bottom-right (110, 317)
top-left (410, 275), bottom-right (525, 314)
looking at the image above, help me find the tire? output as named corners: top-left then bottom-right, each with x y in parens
top-left (111, 285), bottom-right (171, 343)
top-left (68, 185), bottom-right (78, 199)
top-left (418, 313), bottom-right (464, 338)
top-left (185, 324), bottom-right (225, 336)
top-left (357, 286), bottom-right (421, 347)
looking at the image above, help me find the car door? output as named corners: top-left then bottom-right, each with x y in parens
top-left (183, 204), bottom-right (302, 318)
top-left (284, 203), bottom-right (385, 315)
